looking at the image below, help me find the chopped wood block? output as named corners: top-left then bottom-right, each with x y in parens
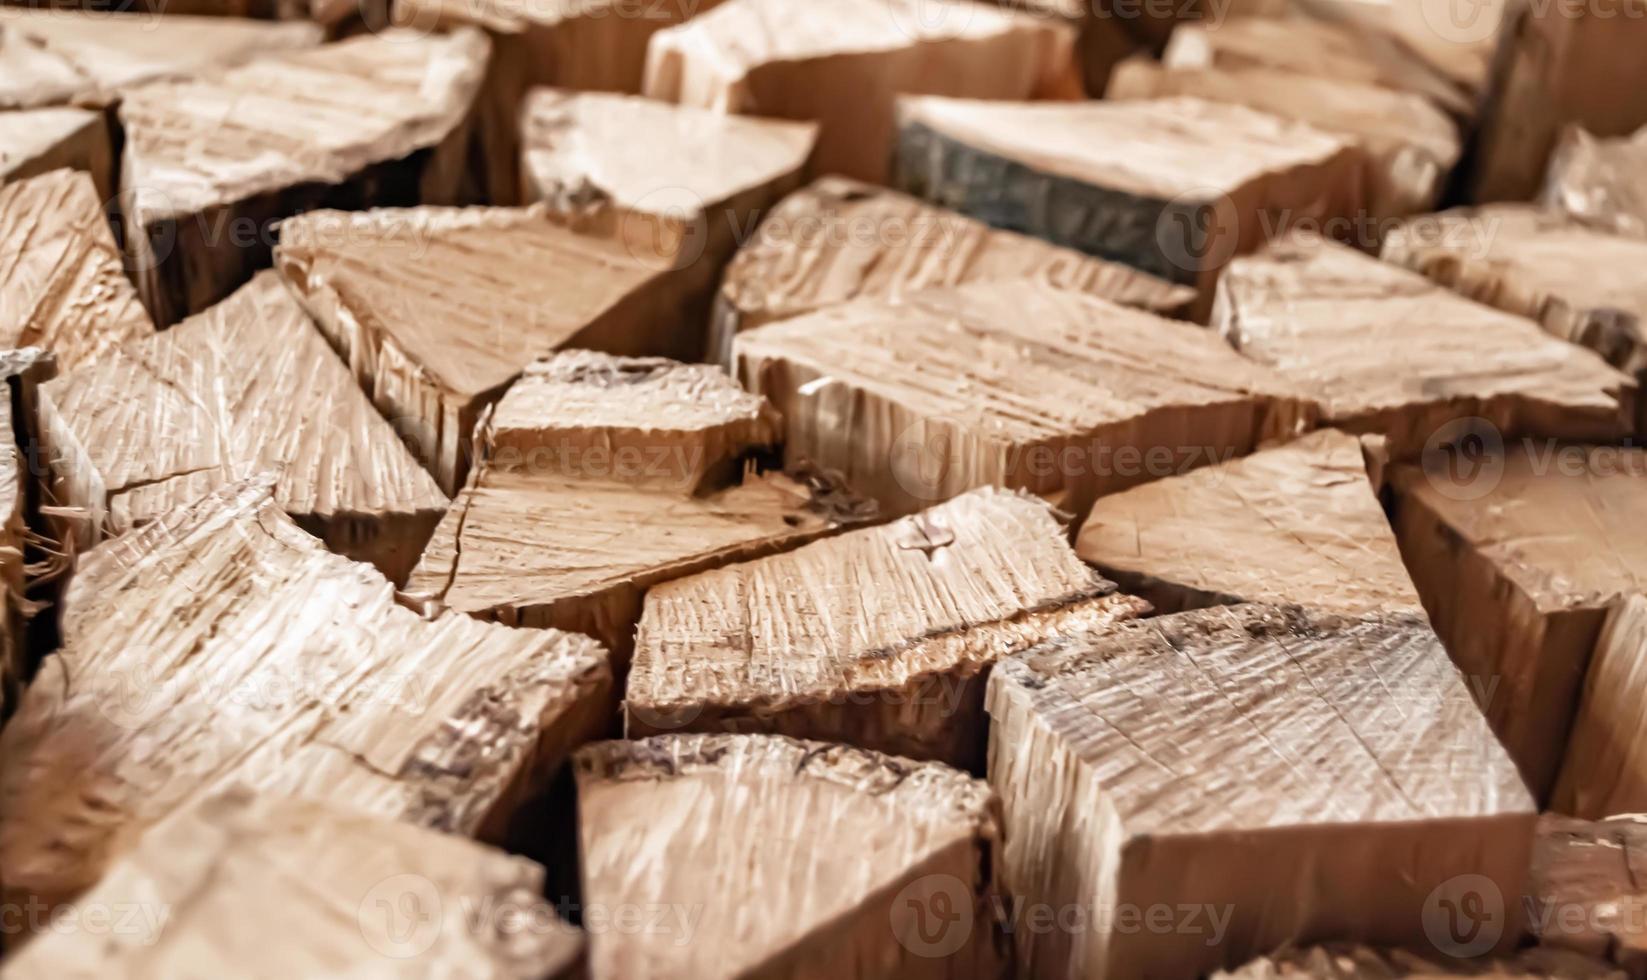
top-left (0, 347), bottom-right (51, 725)
top-left (576, 733), bottom-right (1004, 979)
top-left (1, 789), bottom-right (584, 978)
top-left (0, 476), bottom-right (612, 912)
top-left (1297, 0), bottom-right (1507, 99)
top-left (627, 487), bottom-right (1150, 767)
top-left (891, 95), bottom-right (1363, 308)
top-left (643, 0), bottom-right (1081, 184)
top-left (1544, 125), bottom-right (1647, 240)
top-left (277, 206), bottom-right (699, 496)
top-left (1390, 445), bottom-right (1647, 799)
top-left (708, 176), bottom-right (1196, 364)
top-left (1216, 943), bottom-right (1623, 979)
top-left (0, 107), bottom-right (111, 199)
top-left (119, 28), bottom-right (487, 327)
top-left (39, 271), bottom-right (446, 583)
top-left (1107, 58), bottom-right (1461, 219)
top-left (1554, 595), bottom-right (1647, 818)
top-left (1531, 813), bottom-right (1647, 974)
top-left (0, 169), bottom-right (153, 372)
top-left (997, 0), bottom-right (1155, 95)
top-left (1077, 428), bottom-right (1422, 615)
top-left (987, 603), bottom-right (1536, 980)
top-left (737, 279), bottom-right (1316, 518)
top-left (1214, 233), bottom-right (1635, 458)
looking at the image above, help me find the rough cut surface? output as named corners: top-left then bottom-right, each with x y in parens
top-left (628, 487), bottom-right (1150, 767)
top-left (1554, 595), bottom-right (1647, 818)
top-left (1077, 429), bottom-right (1422, 615)
top-left (1391, 445), bottom-right (1647, 800)
top-left (0, 477), bottom-right (612, 912)
top-left (737, 279), bottom-right (1316, 518)
top-left (987, 603), bottom-right (1536, 980)
top-left (1544, 124), bottom-right (1647, 240)
top-left (576, 733), bottom-right (1005, 979)
top-left (0, 169), bottom-right (154, 372)
top-left (0, 108), bottom-right (111, 198)
top-left (708, 176), bottom-right (1196, 363)
top-left (39, 271), bottom-right (447, 583)
top-left (1, 789), bottom-right (585, 978)
top-left (1215, 944), bottom-right (1624, 979)
top-left (0, 348), bottom-right (52, 725)
top-left (119, 28), bottom-right (488, 327)
top-left (1215, 233), bottom-right (1635, 458)
top-left (1531, 812), bottom-right (1647, 974)
top-left (643, 0), bottom-right (1081, 183)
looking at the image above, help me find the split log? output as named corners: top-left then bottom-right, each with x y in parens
top-left (736, 278), bottom-right (1315, 519)
top-left (1076, 428), bottom-right (1422, 615)
top-left (118, 27), bottom-right (487, 327)
top-left (38, 271), bottom-right (447, 584)
top-left (1, 789), bottom-right (584, 977)
top-left (708, 176), bottom-right (1196, 364)
top-left (0, 109), bottom-right (110, 198)
top-left (0, 476), bottom-right (612, 913)
top-left (0, 348), bottom-right (51, 725)
top-left (642, 0), bottom-right (1081, 184)
top-left (627, 487), bottom-right (1149, 767)
top-left (1543, 125), bottom-right (1647, 240)
top-left (575, 733), bottom-right (1004, 979)
top-left (0, 169), bottom-right (153, 371)
top-left (1531, 812), bottom-right (1647, 974)
top-left (1214, 232), bottom-right (1635, 459)
top-left (987, 603), bottom-right (1537, 980)
top-left (1553, 595), bottom-right (1647, 818)
top-left (1389, 445), bottom-right (1647, 799)
top-left (890, 95), bottom-right (1363, 310)
top-left (1216, 944), bottom-right (1623, 978)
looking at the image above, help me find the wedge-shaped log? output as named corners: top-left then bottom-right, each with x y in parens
top-left (118, 28), bottom-right (487, 327)
top-left (1078, 429), bottom-right (1422, 615)
top-left (0, 348), bottom-right (51, 725)
top-left (1554, 595), bottom-right (1647, 818)
top-left (39, 271), bottom-right (445, 583)
top-left (576, 734), bottom-right (1005, 979)
top-left (0, 109), bottom-right (111, 198)
top-left (989, 603), bottom-right (1536, 980)
top-left (0, 476), bottom-right (612, 912)
top-left (1531, 813), bottom-right (1647, 974)
top-left (1544, 124), bottom-right (1647, 240)
top-left (643, 0), bottom-right (1080, 184)
top-left (1215, 233), bottom-right (1635, 458)
top-left (627, 487), bottom-right (1149, 767)
top-left (737, 279), bottom-right (1315, 518)
top-left (891, 95), bottom-right (1363, 309)
top-left (708, 176), bottom-right (1195, 364)
top-left (2, 789), bottom-right (585, 978)
top-left (1391, 445), bottom-right (1647, 799)
top-left (0, 169), bottom-right (153, 371)
top-left (1216, 944), bottom-right (1622, 978)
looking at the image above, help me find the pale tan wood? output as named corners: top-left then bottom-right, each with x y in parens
top-left (1216, 944), bottom-right (1623, 978)
top-left (1390, 446), bottom-right (1647, 800)
top-left (1077, 428), bottom-right (1423, 615)
top-left (737, 278), bottom-right (1316, 519)
top-left (39, 271), bottom-right (447, 584)
top-left (1, 789), bottom-right (585, 978)
top-left (1531, 813), bottom-right (1647, 975)
top-left (988, 603), bottom-right (1536, 980)
top-left (1544, 125), bottom-right (1647, 240)
top-left (642, 0), bottom-right (1081, 184)
top-left (994, 0), bottom-right (1157, 95)
top-left (1554, 596), bottom-right (1647, 818)
top-left (0, 348), bottom-right (52, 726)
top-left (0, 476), bottom-right (611, 913)
top-left (0, 108), bottom-right (110, 199)
top-left (1288, 0), bottom-right (1507, 99)
top-left (708, 176), bottom-right (1196, 364)
top-left (627, 487), bottom-right (1149, 767)
top-left (576, 733), bottom-right (1005, 979)
top-left (118, 28), bottom-right (487, 328)
top-left (1214, 232), bottom-right (1635, 459)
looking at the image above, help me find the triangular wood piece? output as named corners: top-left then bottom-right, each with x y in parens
top-left (0, 108), bottom-right (111, 198)
top-left (1215, 944), bottom-right (1621, 979)
top-left (575, 734), bottom-right (1004, 979)
top-left (39, 271), bottom-right (446, 583)
top-left (736, 279), bottom-right (1315, 519)
top-left (1557, 595), bottom-right (1647, 817)
top-left (891, 95), bottom-right (1363, 311)
top-left (708, 176), bottom-right (1196, 364)
top-left (1077, 429), bottom-right (1422, 615)
top-left (1544, 124), bottom-right (1647, 240)
top-left (627, 487), bottom-right (1149, 767)
top-left (1214, 232), bottom-right (1635, 458)
top-left (0, 477), bottom-right (611, 912)
top-left (118, 28), bottom-right (487, 327)
top-left (0, 348), bottom-right (52, 725)
top-left (1, 789), bottom-right (585, 977)
top-left (988, 603), bottom-right (1536, 980)
top-left (1531, 813), bottom-right (1647, 974)
top-left (643, 0), bottom-right (1080, 183)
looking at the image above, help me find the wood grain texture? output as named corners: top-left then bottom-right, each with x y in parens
top-left (0, 476), bottom-right (611, 913)
top-left (576, 733), bottom-right (1005, 979)
top-left (40, 270), bottom-right (446, 583)
top-left (708, 176), bottom-right (1195, 364)
top-left (1077, 428), bottom-right (1422, 615)
top-left (737, 278), bottom-right (1316, 518)
top-left (643, 0), bottom-right (1081, 183)
top-left (1216, 944), bottom-right (1624, 978)
top-left (1215, 232), bottom-right (1635, 458)
top-left (1544, 125), bottom-right (1647, 240)
top-left (0, 108), bottom-right (110, 199)
top-left (0, 348), bottom-right (52, 727)
top-left (1532, 813), bottom-right (1647, 975)
top-left (628, 487), bottom-right (1149, 767)
top-left (118, 27), bottom-right (487, 327)
top-left (1, 789), bottom-right (585, 978)
top-left (1554, 595), bottom-right (1647, 819)
top-left (988, 603), bottom-right (1536, 980)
